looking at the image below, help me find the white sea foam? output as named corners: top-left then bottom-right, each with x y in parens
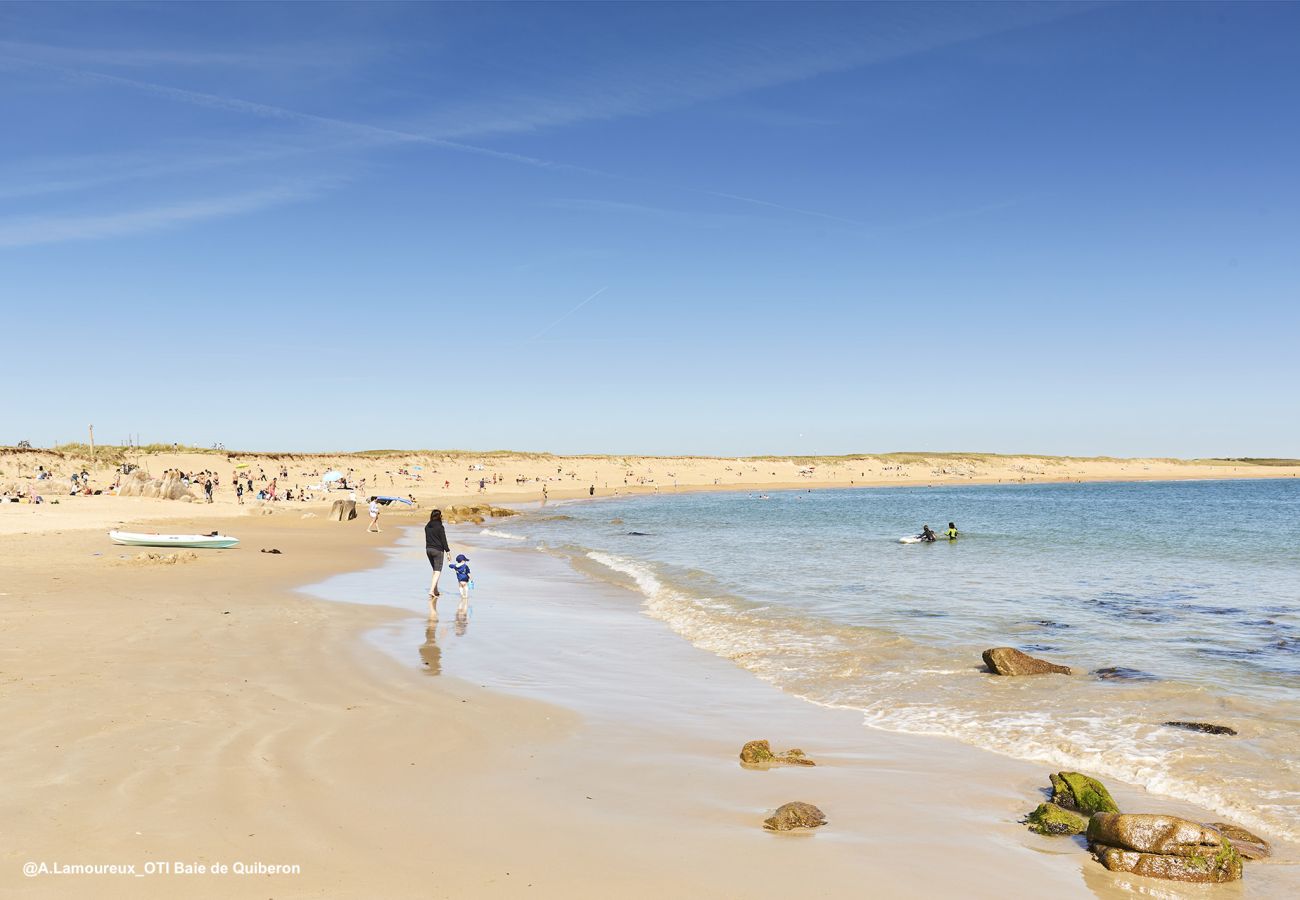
top-left (582, 547), bottom-right (1300, 841)
top-left (479, 528), bottom-right (526, 541)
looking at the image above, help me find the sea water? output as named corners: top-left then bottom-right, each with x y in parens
top-left (477, 479), bottom-right (1300, 840)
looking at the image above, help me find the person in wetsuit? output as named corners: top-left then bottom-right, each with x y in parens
top-left (425, 509), bottom-right (451, 618)
top-left (920, 525), bottom-right (937, 543)
top-left (945, 522), bottom-right (959, 540)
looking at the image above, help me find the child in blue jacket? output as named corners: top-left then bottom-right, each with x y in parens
top-left (448, 554), bottom-right (472, 612)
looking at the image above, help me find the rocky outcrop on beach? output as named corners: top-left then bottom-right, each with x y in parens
top-left (763, 802), bottom-right (827, 831)
top-left (116, 469), bottom-right (195, 501)
top-left (1205, 822), bottom-right (1271, 860)
top-left (1087, 813), bottom-right (1243, 883)
top-left (982, 647), bottom-right (1071, 676)
top-left (442, 504), bottom-right (519, 525)
top-left (1050, 772), bottom-right (1120, 815)
top-left (1025, 802), bottom-right (1090, 835)
top-left (1163, 721), bottom-right (1237, 736)
top-left (328, 499), bottom-right (357, 522)
top-left (739, 740), bottom-right (816, 768)
top-left (126, 551), bottom-right (198, 566)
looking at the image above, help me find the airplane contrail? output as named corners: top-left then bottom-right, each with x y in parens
top-left (530, 286), bottom-right (609, 341)
top-left (9, 57), bottom-right (866, 228)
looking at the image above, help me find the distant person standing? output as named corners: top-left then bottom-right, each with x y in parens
top-left (945, 521), bottom-right (959, 540)
top-left (424, 509), bottom-right (451, 618)
top-left (367, 497), bottom-right (381, 533)
top-left (204, 478), bottom-right (213, 503)
top-left (589, 485), bottom-right (595, 497)
top-left (236, 481), bottom-right (244, 505)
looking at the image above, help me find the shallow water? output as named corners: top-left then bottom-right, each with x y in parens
top-left (476, 479), bottom-right (1300, 840)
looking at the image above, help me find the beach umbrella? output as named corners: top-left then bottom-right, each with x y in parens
top-left (322, 471), bottom-right (344, 482)
top-left (412, 465), bottom-right (423, 470)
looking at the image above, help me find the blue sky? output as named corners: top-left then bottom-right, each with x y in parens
top-left (2, 1), bottom-right (1297, 456)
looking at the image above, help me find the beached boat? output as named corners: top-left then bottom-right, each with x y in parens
top-left (108, 530), bottom-right (240, 549)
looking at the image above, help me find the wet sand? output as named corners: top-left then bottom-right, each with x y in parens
top-left (3, 513), bottom-right (1296, 897)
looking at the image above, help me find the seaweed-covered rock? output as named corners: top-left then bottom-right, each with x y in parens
top-left (1206, 822), bottom-right (1271, 860)
top-left (1025, 802), bottom-right (1089, 836)
top-left (1088, 813), bottom-right (1243, 882)
top-left (1088, 813), bottom-right (1232, 857)
top-left (739, 739), bottom-right (816, 768)
top-left (1091, 843), bottom-right (1242, 883)
top-left (982, 647), bottom-right (1071, 676)
top-left (1163, 721), bottom-right (1237, 736)
top-left (763, 802), bottom-right (827, 832)
top-left (1050, 772), bottom-right (1120, 815)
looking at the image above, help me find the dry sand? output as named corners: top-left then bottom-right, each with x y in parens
top-left (3, 455), bottom-right (1298, 897)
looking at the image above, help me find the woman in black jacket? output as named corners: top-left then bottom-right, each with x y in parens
top-left (425, 509), bottom-right (451, 618)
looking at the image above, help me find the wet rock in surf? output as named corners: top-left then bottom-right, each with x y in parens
top-left (1088, 813), bottom-right (1242, 883)
top-left (982, 647), bottom-right (1071, 676)
top-left (1025, 802), bottom-right (1090, 836)
top-left (763, 802), bottom-right (827, 831)
top-left (1163, 721), bottom-right (1238, 736)
top-left (1205, 822), bottom-right (1271, 860)
top-left (739, 740), bottom-right (816, 768)
top-left (1050, 772), bottom-right (1120, 815)
top-left (1093, 666), bottom-right (1158, 682)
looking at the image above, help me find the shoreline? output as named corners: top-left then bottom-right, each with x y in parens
top-left (314, 523), bottom-right (1299, 896)
top-left (4, 494), bottom-right (1297, 896)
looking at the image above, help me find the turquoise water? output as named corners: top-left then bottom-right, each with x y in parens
top-left (477, 479), bottom-right (1300, 839)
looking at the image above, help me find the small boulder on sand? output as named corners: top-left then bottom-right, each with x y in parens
top-left (740, 739), bottom-right (816, 768)
top-left (982, 646), bottom-right (1071, 675)
top-left (763, 802), bottom-right (827, 832)
top-left (328, 499), bottom-right (357, 522)
top-left (1088, 813), bottom-right (1243, 883)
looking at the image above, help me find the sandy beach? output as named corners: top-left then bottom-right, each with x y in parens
top-left (3, 446), bottom-right (1299, 523)
top-left (3, 471), bottom-right (1298, 897)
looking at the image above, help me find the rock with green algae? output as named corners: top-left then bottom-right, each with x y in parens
top-left (739, 740), bottom-right (816, 768)
top-left (1205, 822), bottom-right (1270, 860)
top-left (1050, 771), bottom-right (1120, 815)
top-left (763, 802), bottom-right (827, 832)
top-left (1087, 813), bottom-right (1243, 883)
top-left (1025, 802), bottom-right (1090, 836)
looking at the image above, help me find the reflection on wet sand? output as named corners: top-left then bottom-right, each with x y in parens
top-left (418, 625), bottom-right (441, 675)
top-left (418, 612), bottom-right (471, 674)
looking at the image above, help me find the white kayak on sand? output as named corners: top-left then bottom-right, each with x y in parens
top-left (109, 530), bottom-right (240, 549)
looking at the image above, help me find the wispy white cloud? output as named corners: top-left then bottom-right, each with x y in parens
top-left (0, 182), bottom-right (323, 248)
top-left (0, 139), bottom-right (372, 201)
top-left (402, 4), bottom-right (1093, 140)
top-left (549, 198), bottom-right (763, 230)
top-left (0, 38), bottom-right (382, 73)
top-left (14, 58), bottom-right (863, 228)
